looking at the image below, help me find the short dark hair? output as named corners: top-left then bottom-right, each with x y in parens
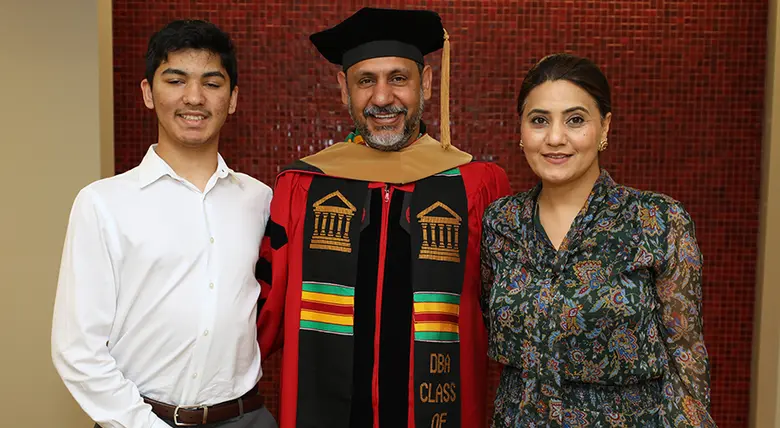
top-left (145, 19), bottom-right (238, 92)
top-left (517, 53), bottom-right (611, 118)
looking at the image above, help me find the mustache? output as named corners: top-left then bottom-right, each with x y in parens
top-left (363, 105), bottom-right (408, 117)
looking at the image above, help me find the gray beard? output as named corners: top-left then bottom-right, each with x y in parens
top-left (348, 89), bottom-right (425, 152)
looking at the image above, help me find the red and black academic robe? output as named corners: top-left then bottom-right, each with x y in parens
top-left (256, 134), bottom-right (511, 428)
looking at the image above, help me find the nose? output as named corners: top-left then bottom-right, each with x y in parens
top-left (546, 120), bottom-right (566, 146)
top-left (369, 80), bottom-right (394, 107)
top-left (182, 82), bottom-right (205, 106)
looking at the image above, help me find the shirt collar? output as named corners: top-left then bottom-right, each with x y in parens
top-left (216, 152), bottom-right (244, 187)
top-left (137, 144), bottom-right (243, 189)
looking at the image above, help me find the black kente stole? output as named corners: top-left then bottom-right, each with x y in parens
top-left (296, 169), bottom-right (468, 428)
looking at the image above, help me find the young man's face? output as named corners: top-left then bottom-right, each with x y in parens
top-left (141, 48), bottom-right (238, 148)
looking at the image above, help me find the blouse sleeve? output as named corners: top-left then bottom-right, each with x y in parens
top-left (654, 201), bottom-right (716, 427)
top-left (480, 213), bottom-right (497, 327)
top-left (477, 165), bottom-right (511, 327)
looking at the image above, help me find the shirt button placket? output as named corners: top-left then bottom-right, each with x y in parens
top-left (193, 194), bottom-right (215, 393)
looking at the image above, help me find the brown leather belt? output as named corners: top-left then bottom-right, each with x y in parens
top-left (143, 388), bottom-right (264, 426)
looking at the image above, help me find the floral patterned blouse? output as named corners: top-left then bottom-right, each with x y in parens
top-left (480, 170), bottom-right (715, 427)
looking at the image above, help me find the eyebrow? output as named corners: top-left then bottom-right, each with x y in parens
top-left (526, 106), bottom-right (590, 117)
top-left (352, 67), bottom-right (411, 78)
top-left (388, 67), bottom-right (411, 75)
top-left (160, 68), bottom-right (226, 80)
top-left (202, 71), bottom-right (226, 80)
top-left (161, 68), bottom-right (187, 77)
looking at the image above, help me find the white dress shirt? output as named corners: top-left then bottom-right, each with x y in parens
top-left (52, 145), bottom-right (272, 428)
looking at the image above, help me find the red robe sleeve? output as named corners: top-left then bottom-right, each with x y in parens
top-left (257, 172), bottom-right (294, 357)
top-left (487, 162), bottom-right (512, 202)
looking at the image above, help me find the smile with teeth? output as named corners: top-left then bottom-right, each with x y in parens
top-left (179, 114), bottom-right (206, 121)
top-left (371, 113), bottom-right (400, 119)
top-left (544, 154), bottom-right (571, 158)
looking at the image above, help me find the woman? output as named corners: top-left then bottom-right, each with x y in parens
top-left (481, 53), bottom-right (715, 427)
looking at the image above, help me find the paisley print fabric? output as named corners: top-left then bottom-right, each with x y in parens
top-left (481, 170), bottom-right (715, 427)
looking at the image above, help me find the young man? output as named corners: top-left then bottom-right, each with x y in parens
top-left (256, 8), bottom-right (511, 428)
top-left (52, 20), bottom-right (276, 428)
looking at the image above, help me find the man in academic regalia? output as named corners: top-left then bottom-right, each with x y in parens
top-left (255, 7), bottom-right (511, 428)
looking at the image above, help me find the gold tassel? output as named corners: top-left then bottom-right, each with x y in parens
top-left (440, 28), bottom-right (451, 150)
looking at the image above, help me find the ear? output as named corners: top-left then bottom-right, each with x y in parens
top-left (601, 112), bottom-right (612, 141)
top-left (141, 79), bottom-right (155, 110)
top-left (228, 85), bottom-right (239, 115)
top-left (421, 64), bottom-right (433, 100)
top-left (337, 71), bottom-right (349, 106)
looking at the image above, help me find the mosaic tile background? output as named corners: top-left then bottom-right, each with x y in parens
top-left (112, 1), bottom-right (766, 426)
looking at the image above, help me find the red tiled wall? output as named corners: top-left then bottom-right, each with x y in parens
top-left (113, 1), bottom-right (765, 426)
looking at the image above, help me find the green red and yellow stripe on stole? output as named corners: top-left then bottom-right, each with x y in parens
top-left (413, 292), bottom-right (460, 342)
top-left (299, 282), bottom-right (354, 335)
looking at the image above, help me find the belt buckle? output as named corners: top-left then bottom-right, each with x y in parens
top-left (173, 404), bottom-right (206, 426)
